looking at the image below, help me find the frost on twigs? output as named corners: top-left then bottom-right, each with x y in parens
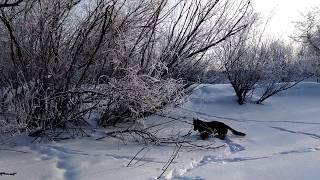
top-left (0, 0), bottom-right (255, 139)
top-left (98, 68), bottom-right (184, 127)
top-left (0, 68), bottom-right (183, 140)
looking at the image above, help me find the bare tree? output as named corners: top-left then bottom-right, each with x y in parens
top-left (294, 7), bottom-right (320, 55)
top-left (219, 11), bottom-right (264, 105)
top-left (156, 0), bottom-right (254, 81)
top-left (255, 40), bottom-right (306, 104)
top-left (221, 35), bottom-right (309, 105)
top-left (293, 7), bottom-right (320, 78)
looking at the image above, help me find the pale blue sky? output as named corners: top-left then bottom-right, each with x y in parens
top-left (253, 0), bottom-right (320, 41)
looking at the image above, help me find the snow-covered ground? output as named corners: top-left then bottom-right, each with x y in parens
top-left (1, 82), bottom-right (320, 180)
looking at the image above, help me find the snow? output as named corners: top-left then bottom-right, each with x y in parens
top-left (1, 82), bottom-right (320, 180)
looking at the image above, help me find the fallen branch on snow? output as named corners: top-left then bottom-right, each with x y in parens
top-left (0, 172), bottom-right (16, 176)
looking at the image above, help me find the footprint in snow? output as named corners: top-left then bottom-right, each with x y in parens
top-left (224, 137), bottom-right (245, 153)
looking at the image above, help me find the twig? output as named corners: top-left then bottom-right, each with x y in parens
top-left (183, 143), bottom-right (225, 150)
top-left (0, 172), bottom-right (16, 176)
top-left (127, 146), bottom-right (147, 167)
top-left (181, 130), bottom-right (193, 137)
top-left (144, 119), bottom-right (179, 131)
top-left (96, 129), bottom-right (158, 142)
top-left (0, 148), bottom-right (28, 154)
top-left (157, 138), bottom-right (226, 150)
top-left (154, 113), bottom-right (193, 125)
top-left (96, 127), bottom-right (224, 151)
top-left (157, 129), bottom-right (192, 179)
top-left (157, 144), bottom-right (182, 179)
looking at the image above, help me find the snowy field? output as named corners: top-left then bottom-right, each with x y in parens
top-left (1, 82), bottom-right (320, 180)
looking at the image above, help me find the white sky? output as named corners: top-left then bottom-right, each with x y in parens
top-left (253, 0), bottom-right (320, 41)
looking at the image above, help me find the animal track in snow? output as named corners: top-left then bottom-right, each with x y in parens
top-left (270, 126), bottom-right (320, 139)
top-left (224, 137), bottom-right (245, 153)
top-left (30, 144), bottom-right (89, 180)
top-left (179, 107), bottom-right (320, 125)
top-left (169, 146), bottom-right (320, 180)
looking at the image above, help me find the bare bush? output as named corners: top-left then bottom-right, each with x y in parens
top-left (98, 68), bottom-right (184, 126)
top-left (293, 7), bottom-right (320, 78)
top-left (255, 40), bottom-right (306, 104)
top-left (0, 0), bottom-right (255, 138)
top-left (217, 10), bottom-right (312, 105)
top-left (219, 13), bottom-right (266, 104)
top-left (221, 35), bottom-right (308, 105)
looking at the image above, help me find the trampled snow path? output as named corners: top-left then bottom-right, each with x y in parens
top-left (1, 82), bottom-right (320, 180)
